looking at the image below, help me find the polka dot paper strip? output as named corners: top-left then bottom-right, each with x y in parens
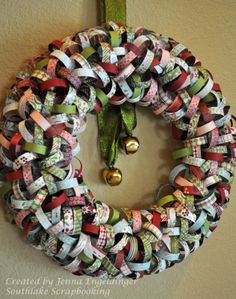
top-left (0, 21), bottom-right (235, 279)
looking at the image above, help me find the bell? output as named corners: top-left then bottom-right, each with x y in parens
top-left (120, 136), bottom-right (140, 154)
top-left (102, 167), bottom-right (122, 186)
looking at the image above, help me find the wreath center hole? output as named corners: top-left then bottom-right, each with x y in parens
top-left (77, 105), bottom-right (182, 209)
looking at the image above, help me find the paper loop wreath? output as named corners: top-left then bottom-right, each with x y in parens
top-left (0, 21), bottom-right (235, 279)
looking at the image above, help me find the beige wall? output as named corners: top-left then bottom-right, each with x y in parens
top-left (0, 1), bottom-right (236, 298)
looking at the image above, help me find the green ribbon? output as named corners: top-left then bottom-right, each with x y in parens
top-left (120, 101), bottom-right (137, 136)
top-left (99, 0), bottom-right (126, 24)
top-left (97, 0), bottom-right (134, 169)
top-left (97, 102), bottom-right (136, 168)
top-left (97, 104), bottom-right (122, 168)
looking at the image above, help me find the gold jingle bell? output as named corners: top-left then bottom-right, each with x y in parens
top-left (102, 167), bottom-right (122, 186)
top-left (120, 136), bottom-right (140, 154)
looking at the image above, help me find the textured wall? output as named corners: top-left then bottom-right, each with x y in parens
top-left (0, 1), bottom-right (236, 299)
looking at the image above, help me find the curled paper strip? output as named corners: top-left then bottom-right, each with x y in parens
top-left (0, 21), bottom-right (235, 279)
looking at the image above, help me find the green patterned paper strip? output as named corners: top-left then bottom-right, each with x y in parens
top-left (51, 104), bottom-right (77, 114)
top-left (35, 58), bottom-right (50, 70)
top-left (23, 142), bottom-right (48, 155)
top-left (34, 124), bottom-right (44, 145)
top-left (102, 256), bottom-right (119, 275)
top-left (45, 165), bottom-right (67, 180)
top-left (73, 208), bottom-right (82, 235)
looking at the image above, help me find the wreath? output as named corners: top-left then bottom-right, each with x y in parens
top-left (0, 21), bottom-right (235, 279)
